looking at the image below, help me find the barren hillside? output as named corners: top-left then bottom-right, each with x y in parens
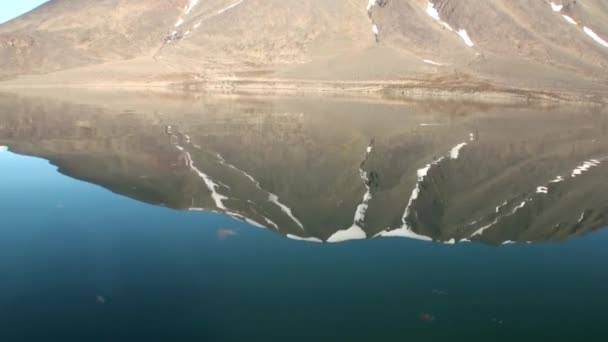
top-left (1, 0), bottom-right (607, 99)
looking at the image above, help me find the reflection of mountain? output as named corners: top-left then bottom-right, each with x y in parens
top-left (1, 92), bottom-right (608, 245)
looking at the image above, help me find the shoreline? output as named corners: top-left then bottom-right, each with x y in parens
top-left (0, 76), bottom-right (606, 106)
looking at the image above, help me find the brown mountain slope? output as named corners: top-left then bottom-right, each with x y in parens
top-left (1, 0), bottom-right (607, 99)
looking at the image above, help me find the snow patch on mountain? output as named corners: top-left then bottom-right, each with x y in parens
top-left (457, 29), bottom-right (475, 47)
top-left (423, 59), bottom-right (444, 66)
top-left (550, 2), bottom-right (563, 12)
top-left (218, 0), bottom-right (245, 15)
top-left (562, 15), bottom-right (577, 25)
top-left (185, 0), bottom-right (199, 15)
top-left (583, 27), bottom-right (608, 48)
top-left (426, 2), bottom-right (474, 48)
top-left (366, 0), bottom-right (384, 40)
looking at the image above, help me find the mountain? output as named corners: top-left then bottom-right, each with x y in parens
top-left (1, 0), bottom-right (608, 100)
top-left (2, 90), bottom-right (608, 245)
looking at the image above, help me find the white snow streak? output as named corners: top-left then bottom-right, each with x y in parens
top-left (471, 156), bottom-right (606, 238)
top-left (353, 144), bottom-right (374, 225)
top-left (185, 0), bottom-right (199, 15)
top-left (262, 216), bottom-right (279, 230)
top-left (426, 2), bottom-right (441, 21)
top-left (287, 234), bottom-right (323, 243)
top-left (367, 0), bottom-right (381, 38)
top-left (188, 0), bottom-right (245, 33)
top-left (375, 159), bottom-right (439, 241)
top-left (577, 211), bottom-right (586, 224)
top-left (367, 0), bottom-right (378, 12)
top-left (583, 27), bottom-right (608, 48)
top-left (457, 29), bottom-right (475, 47)
top-left (227, 212), bottom-right (266, 229)
top-left (268, 194), bottom-right (305, 230)
top-left (327, 225), bottom-right (367, 243)
top-left (562, 15), bottom-right (577, 25)
top-left (217, 0), bottom-right (244, 15)
top-left (470, 220), bottom-right (498, 237)
top-left (377, 139), bottom-right (471, 241)
top-left (175, 18), bottom-right (184, 27)
top-left (471, 200), bottom-right (528, 237)
top-left (450, 143), bottom-right (467, 159)
top-left (215, 153), bottom-right (304, 230)
top-left (180, 148), bottom-right (228, 210)
top-left (511, 201), bottom-right (528, 214)
top-left (571, 159), bottom-right (601, 177)
top-left (426, 2), bottom-right (474, 47)
top-left (0, 146), bottom-right (7, 153)
top-left (332, 142), bottom-right (376, 243)
top-left (372, 24), bottom-right (379, 35)
top-left (550, 2), bottom-right (563, 12)
top-left (496, 200), bottom-right (508, 213)
top-left (422, 59), bottom-right (444, 66)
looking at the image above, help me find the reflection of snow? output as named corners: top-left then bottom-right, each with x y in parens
top-left (329, 142), bottom-right (375, 243)
top-left (217, 228), bottom-right (238, 240)
top-left (287, 234), bottom-right (323, 243)
top-left (216, 154), bottom-right (304, 230)
top-left (178, 146), bottom-right (228, 210)
top-left (377, 139), bottom-right (471, 241)
top-left (327, 225), bottom-right (367, 243)
top-left (450, 143), bottom-right (467, 159)
top-left (577, 211), bottom-right (586, 224)
top-left (571, 159), bottom-right (601, 177)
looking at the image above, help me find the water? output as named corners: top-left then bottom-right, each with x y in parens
top-left (1, 91), bottom-right (607, 341)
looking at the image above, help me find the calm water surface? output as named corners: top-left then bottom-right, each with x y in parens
top-left (1, 91), bottom-right (607, 341)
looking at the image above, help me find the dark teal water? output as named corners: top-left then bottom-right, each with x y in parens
top-left (1, 150), bottom-right (608, 341)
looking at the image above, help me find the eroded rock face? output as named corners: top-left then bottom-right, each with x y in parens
top-left (1, 91), bottom-right (608, 245)
top-left (0, 0), bottom-right (606, 96)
